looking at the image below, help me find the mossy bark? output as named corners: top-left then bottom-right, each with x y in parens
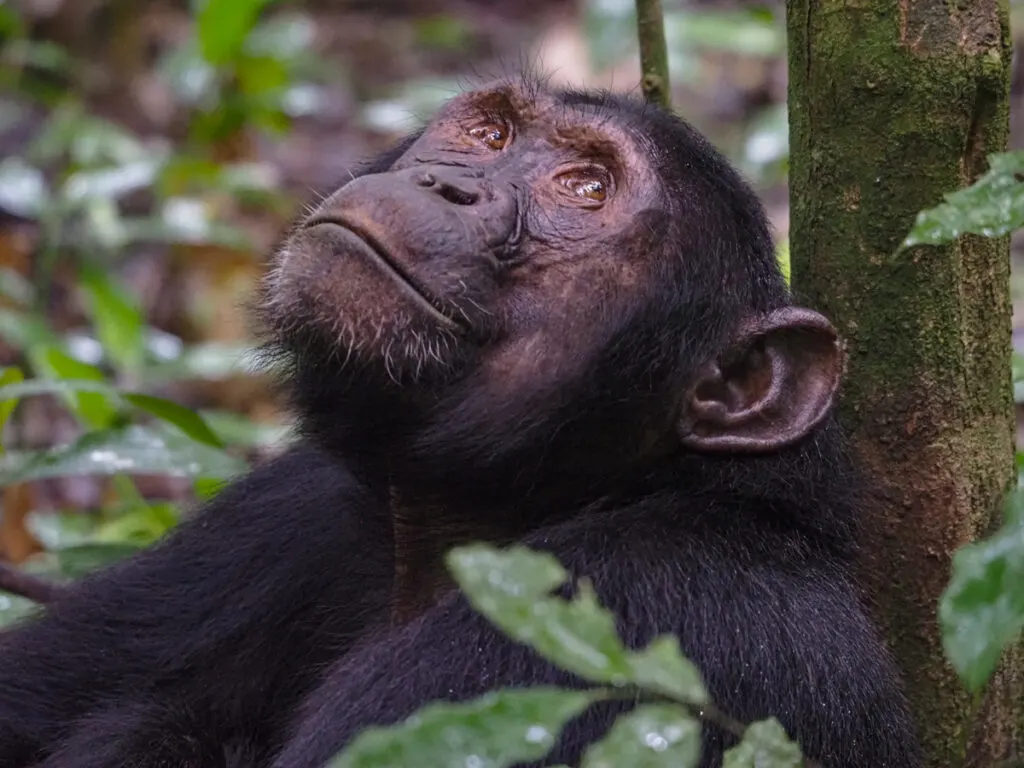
top-left (786, 0), bottom-right (1021, 764)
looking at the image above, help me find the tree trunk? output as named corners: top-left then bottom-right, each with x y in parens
top-left (786, 0), bottom-right (1021, 765)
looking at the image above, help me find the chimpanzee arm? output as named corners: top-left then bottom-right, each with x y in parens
top-left (273, 505), bottom-right (921, 768)
top-left (0, 443), bottom-right (392, 768)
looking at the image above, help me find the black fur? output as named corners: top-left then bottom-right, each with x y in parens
top-left (0, 81), bottom-right (921, 768)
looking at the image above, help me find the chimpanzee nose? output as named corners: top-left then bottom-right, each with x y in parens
top-left (410, 167), bottom-right (486, 206)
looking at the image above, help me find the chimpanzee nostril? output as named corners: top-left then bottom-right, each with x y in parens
top-left (414, 172), bottom-right (436, 188)
top-left (437, 183), bottom-right (479, 206)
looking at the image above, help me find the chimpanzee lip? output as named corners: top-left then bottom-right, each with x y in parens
top-left (304, 215), bottom-right (466, 334)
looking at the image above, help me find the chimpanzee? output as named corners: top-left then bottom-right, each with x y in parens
top-left (0, 78), bottom-right (921, 768)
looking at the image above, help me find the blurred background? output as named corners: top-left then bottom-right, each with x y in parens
top-left (0, 0), bottom-right (1021, 610)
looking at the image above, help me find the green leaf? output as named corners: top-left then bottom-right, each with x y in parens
top-left (447, 545), bottom-right (708, 705)
top-left (30, 346), bottom-right (118, 429)
top-left (197, 0), bottom-right (279, 66)
top-left (329, 688), bottom-right (597, 768)
top-left (0, 379), bottom-right (229, 450)
top-left (0, 366), bottom-right (24, 439)
top-left (31, 105), bottom-right (149, 168)
top-left (94, 502), bottom-right (180, 547)
top-left (901, 150), bottom-right (1024, 250)
top-left (722, 718), bottom-right (803, 767)
top-left (55, 542), bottom-right (143, 578)
top-left (123, 394), bottom-right (224, 448)
top-left (0, 424), bottom-right (247, 485)
top-left (141, 342), bottom-right (256, 384)
top-left (1013, 352), bottom-right (1024, 385)
top-left (199, 409), bottom-right (290, 448)
top-left (0, 309), bottom-right (57, 349)
top-left (939, 491), bottom-right (1024, 691)
top-left (666, 10), bottom-right (785, 57)
top-left (0, 592), bottom-right (38, 628)
top-left (78, 269), bottom-right (145, 375)
top-left (776, 239), bottom-right (790, 286)
top-left (582, 705), bottom-right (701, 768)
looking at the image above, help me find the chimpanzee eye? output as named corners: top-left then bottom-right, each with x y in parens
top-left (556, 169), bottom-right (611, 204)
top-left (468, 123), bottom-right (509, 150)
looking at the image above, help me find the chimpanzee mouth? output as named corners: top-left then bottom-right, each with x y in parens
top-left (305, 216), bottom-right (466, 334)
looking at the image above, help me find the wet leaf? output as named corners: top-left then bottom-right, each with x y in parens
top-left (78, 269), bottom-right (145, 375)
top-left (123, 394), bottom-right (224, 448)
top-left (722, 718), bottom-right (803, 767)
top-left (582, 705), bottom-right (701, 768)
top-left (448, 545), bottom-right (707, 705)
top-left (0, 424), bottom-right (246, 485)
top-left (329, 688), bottom-right (597, 768)
top-left (939, 491), bottom-right (1024, 691)
top-left (30, 346), bottom-right (118, 429)
top-left (901, 150), bottom-right (1024, 250)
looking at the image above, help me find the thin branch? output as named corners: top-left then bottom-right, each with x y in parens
top-left (0, 561), bottom-right (60, 603)
top-left (635, 0), bottom-right (671, 110)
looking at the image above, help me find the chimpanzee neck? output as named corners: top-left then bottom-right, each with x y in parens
top-left (386, 487), bottom-right (523, 625)
top-left (384, 461), bottom-right (681, 624)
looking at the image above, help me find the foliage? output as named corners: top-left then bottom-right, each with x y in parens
top-left (0, 0), bottom-right (295, 626)
top-left (0, 0), bottom-right (1022, 764)
top-left (900, 151), bottom-right (1024, 251)
top-left (329, 545), bottom-right (804, 768)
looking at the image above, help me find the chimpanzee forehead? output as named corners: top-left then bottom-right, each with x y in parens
top-left (442, 81), bottom-right (644, 134)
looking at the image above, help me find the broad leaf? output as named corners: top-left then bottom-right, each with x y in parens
top-left (0, 424), bottom-right (246, 485)
top-left (329, 688), bottom-right (597, 768)
top-left (722, 718), bottom-right (803, 767)
top-left (448, 545), bottom-right (707, 705)
top-left (30, 346), bottom-right (118, 429)
top-left (939, 492), bottom-right (1024, 691)
top-left (94, 502), bottom-right (181, 547)
top-left (124, 394), bottom-right (224, 448)
top-left (0, 379), bottom-right (226, 450)
top-left (902, 150), bottom-right (1024, 250)
top-left (78, 269), bottom-right (145, 375)
top-left (197, 0), bottom-right (279, 66)
top-left (582, 705), bottom-right (701, 768)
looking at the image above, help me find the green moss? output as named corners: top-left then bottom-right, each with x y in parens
top-left (786, 0), bottom-right (1019, 761)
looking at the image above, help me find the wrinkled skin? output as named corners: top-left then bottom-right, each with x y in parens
top-left (0, 78), bottom-right (921, 768)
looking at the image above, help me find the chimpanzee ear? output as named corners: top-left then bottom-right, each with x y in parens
top-left (677, 306), bottom-right (843, 453)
